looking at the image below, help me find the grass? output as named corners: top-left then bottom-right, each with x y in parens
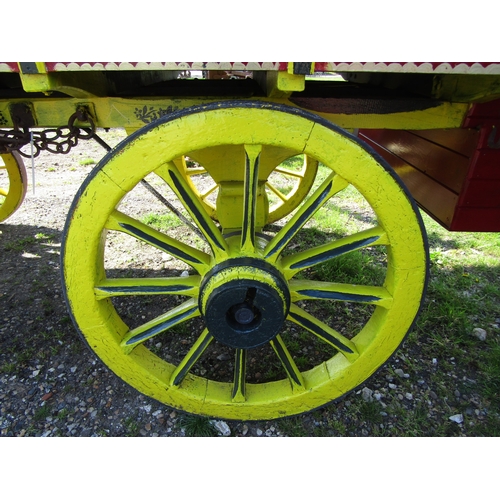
top-left (270, 167), bottom-right (500, 436)
top-left (141, 212), bottom-right (182, 231)
top-left (180, 415), bottom-right (218, 437)
top-left (4, 236), bottom-right (36, 251)
top-left (34, 405), bottom-right (52, 422)
top-left (123, 416), bottom-right (140, 437)
top-left (79, 158), bottom-right (96, 166)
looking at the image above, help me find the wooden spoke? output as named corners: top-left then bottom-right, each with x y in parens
top-left (270, 335), bottom-right (306, 392)
top-left (94, 275), bottom-right (200, 300)
top-left (290, 280), bottom-right (393, 308)
top-left (282, 226), bottom-right (387, 277)
top-left (264, 172), bottom-right (349, 262)
top-left (265, 181), bottom-right (288, 202)
top-left (241, 144), bottom-right (262, 253)
top-left (231, 348), bottom-right (247, 403)
top-left (185, 166), bottom-right (207, 176)
top-left (120, 298), bottom-right (199, 352)
top-left (288, 304), bottom-right (359, 361)
top-left (106, 210), bottom-right (211, 274)
top-left (160, 163), bottom-right (228, 258)
top-left (0, 188), bottom-right (8, 197)
top-left (200, 183), bottom-right (218, 200)
top-left (169, 329), bottom-right (214, 387)
top-left (273, 166), bottom-right (305, 179)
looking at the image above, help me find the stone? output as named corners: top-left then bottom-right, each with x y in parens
top-left (394, 368), bottom-right (405, 377)
top-left (471, 328), bottom-right (487, 341)
top-left (449, 414), bottom-right (464, 424)
top-left (361, 387), bottom-right (373, 402)
top-left (212, 420), bottom-right (231, 436)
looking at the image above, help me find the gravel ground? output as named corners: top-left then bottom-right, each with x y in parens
top-left (1, 129), bottom-right (286, 437)
top-left (1, 128), bottom-right (498, 437)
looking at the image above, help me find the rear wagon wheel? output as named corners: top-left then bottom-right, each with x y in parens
top-left (0, 152), bottom-right (28, 222)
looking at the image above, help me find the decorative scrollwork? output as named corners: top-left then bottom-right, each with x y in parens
top-left (134, 105), bottom-right (179, 124)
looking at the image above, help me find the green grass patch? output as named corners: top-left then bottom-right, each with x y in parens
top-left (4, 236), bottom-right (37, 252)
top-left (141, 212), bottom-right (182, 231)
top-left (180, 415), bottom-right (218, 437)
top-left (79, 158), bottom-right (96, 166)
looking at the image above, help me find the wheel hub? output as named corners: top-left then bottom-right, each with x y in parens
top-left (199, 258), bottom-right (290, 349)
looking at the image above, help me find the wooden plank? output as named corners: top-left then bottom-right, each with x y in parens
top-left (362, 136), bottom-right (458, 228)
top-left (359, 129), bottom-right (470, 193)
top-left (409, 128), bottom-right (479, 157)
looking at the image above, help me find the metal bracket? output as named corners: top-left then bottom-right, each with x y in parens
top-left (9, 102), bottom-right (36, 129)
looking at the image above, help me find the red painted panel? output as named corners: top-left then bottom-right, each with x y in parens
top-left (463, 99), bottom-right (500, 128)
top-left (450, 207), bottom-right (500, 231)
top-left (457, 179), bottom-right (500, 207)
top-left (467, 149), bottom-right (500, 179)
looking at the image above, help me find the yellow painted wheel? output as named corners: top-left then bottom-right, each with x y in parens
top-left (0, 152), bottom-right (28, 222)
top-left (176, 152), bottom-right (318, 224)
top-left (62, 102), bottom-right (428, 420)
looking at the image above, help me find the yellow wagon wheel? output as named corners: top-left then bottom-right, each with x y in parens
top-left (176, 152), bottom-right (318, 224)
top-left (62, 102), bottom-right (428, 420)
top-left (0, 152), bottom-right (28, 222)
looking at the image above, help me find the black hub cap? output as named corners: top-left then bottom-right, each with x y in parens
top-left (200, 259), bottom-right (290, 349)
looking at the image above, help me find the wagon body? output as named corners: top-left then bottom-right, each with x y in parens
top-left (1, 61), bottom-right (499, 231)
top-left (1, 62), bottom-right (499, 420)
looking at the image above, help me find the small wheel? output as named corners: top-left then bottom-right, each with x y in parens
top-left (176, 151), bottom-right (318, 224)
top-left (0, 152), bottom-right (28, 222)
top-left (62, 102), bottom-right (428, 420)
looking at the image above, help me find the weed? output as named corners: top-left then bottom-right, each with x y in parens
top-left (16, 348), bottom-right (35, 365)
top-left (123, 416), bottom-right (140, 437)
top-left (180, 415), bottom-right (217, 437)
top-left (0, 362), bottom-right (16, 374)
top-left (35, 232), bottom-right (54, 242)
top-left (141, 212), bottom-right (182, 231)
top-left (277, 416), bottom-right (309, 437)
top-left (57, 408), bottom-right (70, 420)
top-left (358, 400), bottom-right (383, 424)
top-left (34, 405), bottom-right (51, 421)
top-left (4, 236), bottom-right (36, 252)
top-left (79, 158), bottom-right (96, 166)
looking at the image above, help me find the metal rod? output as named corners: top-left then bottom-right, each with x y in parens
top-left (92, 132), bottom-right (204, 238)
top-left (140, 179), bottom-right (203, 238)
top-left (30, 131), bottom-right (35, 195)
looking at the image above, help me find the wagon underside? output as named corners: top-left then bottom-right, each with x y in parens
top-left (1, 62), bottom-right (499, 231)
